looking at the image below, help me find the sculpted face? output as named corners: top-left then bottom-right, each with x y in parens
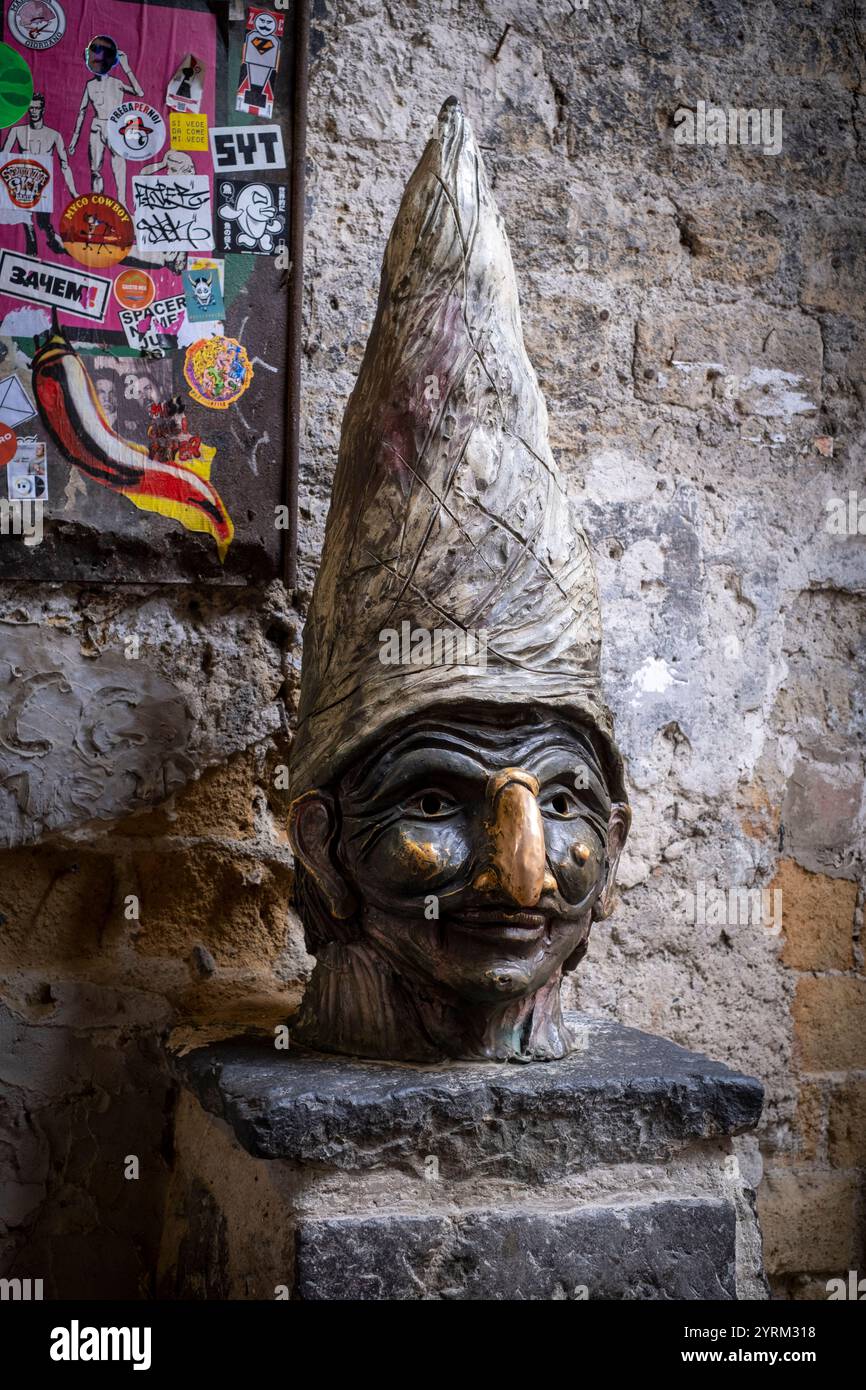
top-left (291, 709), bottom-right (630, 1045)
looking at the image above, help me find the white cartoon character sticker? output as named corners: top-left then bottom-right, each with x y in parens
top-left (217, 178), bottom-right (285, 254)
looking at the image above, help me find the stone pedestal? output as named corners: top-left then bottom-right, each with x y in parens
top-left (159, 1015), bottom-right (767, 1300)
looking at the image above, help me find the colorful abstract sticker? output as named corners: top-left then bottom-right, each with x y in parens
top-left (181, 263), bottom-right (224, 323)
top-left (170, 111), bottom-right (208, 152)
top-left (166, 54), bottom-right (204, 114)
top-left (0, 42), bottom-right (34, 129)
top-left (113, 267), bottom-right (154, 310)
top-left (7, 1), bottom-right (66, 51)
top-left (184, 336), bottom-right (252, 410)
top-left (236, 8), bottom-right (283, 120)
top-left (30, 322), bottom-right (233, 557)
top-left (107, 101), bottom-right (166, 164)
top-left (216, 178), bottom-right (284, 254)
top-left (60, 192), bottom-right (132, 268)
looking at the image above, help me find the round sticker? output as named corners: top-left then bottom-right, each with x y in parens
top-left (8, 0), bottom-right (66, 51)
top-left (113, 267), bottom-right (155, 311)
top-left (0, 425), bottom-right (17, 470)
top-left (85, 34), bottom-right (118, 77)
top-left (0, 41), bottom-right (34, 130)
top-left (107, 102), bottom-right (165, 163)
top-left (0, 156), bottom-right (50, 209)
top-left (60, 193), bottom-right (133, 268)
top-left (184, 338), bottom-right (253, 411)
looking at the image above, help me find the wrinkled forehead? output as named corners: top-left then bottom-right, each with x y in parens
top-left (339, 709), bottom-right (610, 804)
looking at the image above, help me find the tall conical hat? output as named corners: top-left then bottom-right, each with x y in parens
top-left (291, 98), bottom-right (625, 804)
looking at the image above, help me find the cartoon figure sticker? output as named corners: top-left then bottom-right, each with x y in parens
top-left (107, 102), bottom-right (166, 164)
top-left (69, 40), bottom-right (145, 204)
top-left (166, 54), bottom-right (204, 114)
top-left (60, 193), bottom-right (132, 268)
top-left (7, 1), bottom-right (66, 52)
top-left (113, 267), bottom-right (154, 311)
top-left (1, 93), bottom-right (76, 254)
top-left (236, 8), bottom-right (283, 120)
top-left (184, 336), bottom-right (252, 410)
top-left (216, 178), bottom-right (285, 254)
top-left (182, 263), bottom-right (224, 323)
top-left (0, 42), bottom-right (34, 130)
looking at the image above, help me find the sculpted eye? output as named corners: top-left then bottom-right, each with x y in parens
top-left (406, 790), bottom-right (458, 819)
top-left (542, 789), bottom-right (581, 818)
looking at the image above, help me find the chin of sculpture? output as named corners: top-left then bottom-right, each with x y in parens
top-left (287, 100), bottom-right (630, 1064)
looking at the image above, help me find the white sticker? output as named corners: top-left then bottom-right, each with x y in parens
top-left (166, 54), bottom-right (205, 114)
top-left (118, 292), bottom-right (187, 354)
top-left (7, 438), bottom-right (47, 501)
top-left (7, 0), bottom-right (66, 51)
top-left (209, 125), bottom-right (285, 173)
top-left (0, 250), bottom-right (111, 321)
top-left (0, 157), bottom-right (53, 223)
top-left (107, 103), bottom-right (167, 164)
top-left (131, 175), bottom-right (213, 254)
top-left (0, 373), bottom-right (36, 428)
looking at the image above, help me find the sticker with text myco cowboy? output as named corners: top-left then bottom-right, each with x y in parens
top-left (0, 248), bottom-right (110, 320)
top-left (60, 192), bottom-right (132, 268)
top-left (184, 336), bottom-right (252, 409)
top-left (106, 101), bottom-right (166, 164)
top-left (7, 1), bottom-right (66, 52)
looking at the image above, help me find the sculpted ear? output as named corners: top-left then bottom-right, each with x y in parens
top-left (593, 802), bottom-right (631, 921)
top-left (288, 790), bottom-right (357, 921)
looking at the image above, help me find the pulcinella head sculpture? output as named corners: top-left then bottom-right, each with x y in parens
top-left (288, 98), bottom-right (630, 1063)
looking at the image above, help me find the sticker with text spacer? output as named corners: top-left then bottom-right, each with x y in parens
top-left (210, 124), bottom-right (285, 173)
top-left (0, 250), bottom-right (111, 321)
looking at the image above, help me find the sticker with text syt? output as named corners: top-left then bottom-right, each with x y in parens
top-left (210, 124), bottom-right (285, 173)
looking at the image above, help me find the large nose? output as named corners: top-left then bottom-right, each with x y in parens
top-left (472, 768), bottom-right (555, 906)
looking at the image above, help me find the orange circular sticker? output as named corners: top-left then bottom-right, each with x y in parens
top-left (0, 424), bottom-right (16, 469)
top-left (113, 267), bottom-right (155, 311)
top-left (60, 193), bottom-right (133, 269)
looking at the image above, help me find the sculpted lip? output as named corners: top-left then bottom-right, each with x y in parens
top-left (444, 907), bottom-right (548, 940)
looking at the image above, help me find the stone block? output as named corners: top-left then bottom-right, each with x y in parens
top-left (794, 977), bottom-right (866, 1072)
top-left (828, 1078), bottom-right (866, 1169)
top-left (758, 1169), bottom-right (860, 1275)
top-left (775, 860), bottom-right (856, 971)
top-left (296, 1198), bottom-right (738, 1301)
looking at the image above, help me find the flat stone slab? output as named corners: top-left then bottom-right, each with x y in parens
top-left (295, 1197), bottom-right (738, 1300)
top-left (171, 1014), bottom-right (763, 1182)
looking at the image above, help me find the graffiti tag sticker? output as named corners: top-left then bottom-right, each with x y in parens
top-left (181, 264), bottom-right (224, 323)
top-left (0, 249), bottom-right (110, 320)
top-left (60, 193), bottom-right (132, 268)
top-left (118, 292), bottom-right (186, 355)
top-left (132, 174), bottom-right (213, 253)
top-left (216, 178), bottom-right (284, 254)
top-left (107, 102), bottom-right (166, 164)
top-left (7, 0), bottom-right (66, 51)
top-left (0, 157), bottom-right (52, 218)
top-left (166, 54), bottom-right (204, 114)
top-left (210, 125), bottom-right (285, 173)
top-left (236, 8), bottom-right (283, 120)
top-left (184, 336), bottom-right (252, 410)
top-left (113, 267), bottom-right (154, 311)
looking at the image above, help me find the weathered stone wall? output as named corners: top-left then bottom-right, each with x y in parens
top-left (1, 0), bottom-right (863, 1298)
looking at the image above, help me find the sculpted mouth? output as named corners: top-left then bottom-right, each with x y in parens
top-left (445, 907), bottom-right (548, 941)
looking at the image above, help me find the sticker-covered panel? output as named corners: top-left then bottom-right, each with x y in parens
top-left (0, 0), bottom-right (293, 583)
